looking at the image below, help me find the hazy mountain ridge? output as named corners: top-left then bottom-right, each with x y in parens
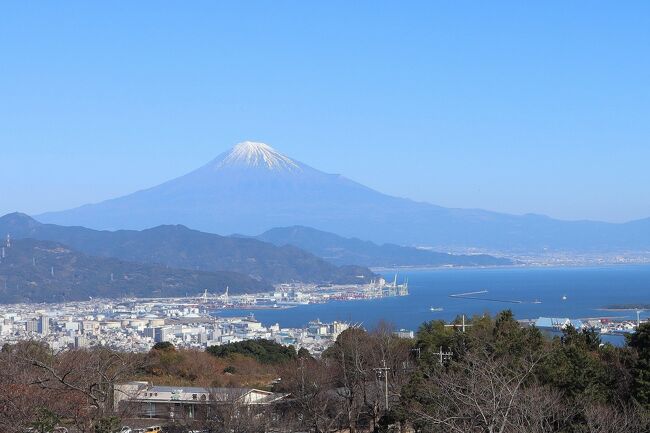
top-left (0, 213), bottom-right (374, 285)
top-left (256, 226), bottom-right (513, 267)
top-left (36, 142), bottom-right (650, 252)
top-left (0, 238), bottom-right (271, 304)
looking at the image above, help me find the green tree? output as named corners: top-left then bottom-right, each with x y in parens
top-left (94, 416), bottom-right (120, 433)
top-left (414, 319), bottom-right (455, 366)
top-left (537, 325), bottom-right (612, 405)
top-left (627, 322), bottom-right (650, 407)
top-left (404, 311), bottom-right (562, 433)
top-left (297, 347), bottom-right (312, 359)
top-left (151, 341), bottom-right (175, 351)
top-left (30, 407), bottom-right (60, 433)
top-left (492, 309), bottom-right (544, 358)
top-left (207, 339), bottom-right (297, 364)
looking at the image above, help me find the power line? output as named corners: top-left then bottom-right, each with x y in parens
top-left (432, 346), bottom-right (453, 365)
top-left (444, 314), bottom-right (473, 332)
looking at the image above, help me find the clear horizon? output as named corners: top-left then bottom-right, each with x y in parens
top-left (2, 2), bottom-right (649, 223)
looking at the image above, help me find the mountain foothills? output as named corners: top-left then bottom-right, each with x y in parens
top-left (0, 238), bottom-right (271, 304)
top-left (256, 226), bottom-right (512, 267)
top-left (0, 213), bottom-right (517, 303)
top-left (37, 141), bottom-right (650, 253)
top-left (0, 213), bottom-right (372, 297)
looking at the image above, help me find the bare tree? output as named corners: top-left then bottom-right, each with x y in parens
top-left (323, 326), bottom-right (414, 433)
top-left (409, 347), bottom-right (550, 433)
top-left (199, 388), bottom-right (276, 433)
top-left (277, 356), bottom-right (347, 433)
top-left (365, 322), bottom-right (413, 430)
top-left (583, 401), bottom-right (650, 433)
top-left (0, 341), bottom-right (72, 433)
top-left (327, 327), bottom-right (374, 433)
top-left (8, 343), bottom-right (145, 432)
top-left (507, 385), bottom-right (574, 433)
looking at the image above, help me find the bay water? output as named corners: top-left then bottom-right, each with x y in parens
top-left (214, 265), bottom-right (650, 333)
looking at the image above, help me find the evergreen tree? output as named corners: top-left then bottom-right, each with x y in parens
top-left (627, 322), bottom-right (650, 407)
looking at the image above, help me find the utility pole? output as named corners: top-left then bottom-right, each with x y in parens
top-left (444, 314), bottom-right (473, 332)
top-left (373, 359), bottom-right (390, 411)
top-left (299, 356), bottom-right (305, 394)
top-left (433, 346), bottom-right (453, 365)
top-left (398, 347), bottom-right (422, 372)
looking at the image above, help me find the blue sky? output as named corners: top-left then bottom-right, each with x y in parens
top-left (1, 2), bottom-right (649, 222)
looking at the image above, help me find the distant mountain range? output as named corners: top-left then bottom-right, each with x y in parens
top-left (255, 226), bottom-right (513, 267)
top-left (0, 213), bottom-right (373, 288)
top-left (35, 141), bottom-right (650, 253)
top-left (0, 238), bottom-right (271, 304)
top-left (0, 213), bottom-right (515, 303)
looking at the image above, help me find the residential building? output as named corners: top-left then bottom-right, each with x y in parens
top-left (114, 381), bottom-right (289, 420)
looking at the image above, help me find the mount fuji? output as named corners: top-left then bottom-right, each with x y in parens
top-left (37, 141), bottom-right (650, 252)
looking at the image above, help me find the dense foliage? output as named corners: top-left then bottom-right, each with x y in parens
top-left (151, 341), bottom-right (175, 351)
top-left (207, 339), bottom-right (297, 364)
top-left (628, 322), bottom-right (650, 408)
top-left (401, 311), bottom-right (649, 432)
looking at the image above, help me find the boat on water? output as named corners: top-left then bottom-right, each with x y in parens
top-left (430, 307), bottom-right (444, 312)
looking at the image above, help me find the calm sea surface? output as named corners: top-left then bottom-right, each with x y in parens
top-left (214, 265), bottom-right (650, 332)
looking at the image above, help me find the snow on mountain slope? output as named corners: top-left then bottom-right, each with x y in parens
top-left (216, 141), bottom-right (301, 172)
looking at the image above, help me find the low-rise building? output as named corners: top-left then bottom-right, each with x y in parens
top-left (115, 381), bottom-right (289, 420)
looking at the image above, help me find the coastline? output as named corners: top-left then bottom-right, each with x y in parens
top-left (370, 261), bottom-right (650, 273)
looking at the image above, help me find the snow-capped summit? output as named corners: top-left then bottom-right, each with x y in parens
top-left (216, 141), bottom-right (301, 172)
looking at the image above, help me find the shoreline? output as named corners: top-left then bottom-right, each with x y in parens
top-left (371, 262), bottom-right (650, 273)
